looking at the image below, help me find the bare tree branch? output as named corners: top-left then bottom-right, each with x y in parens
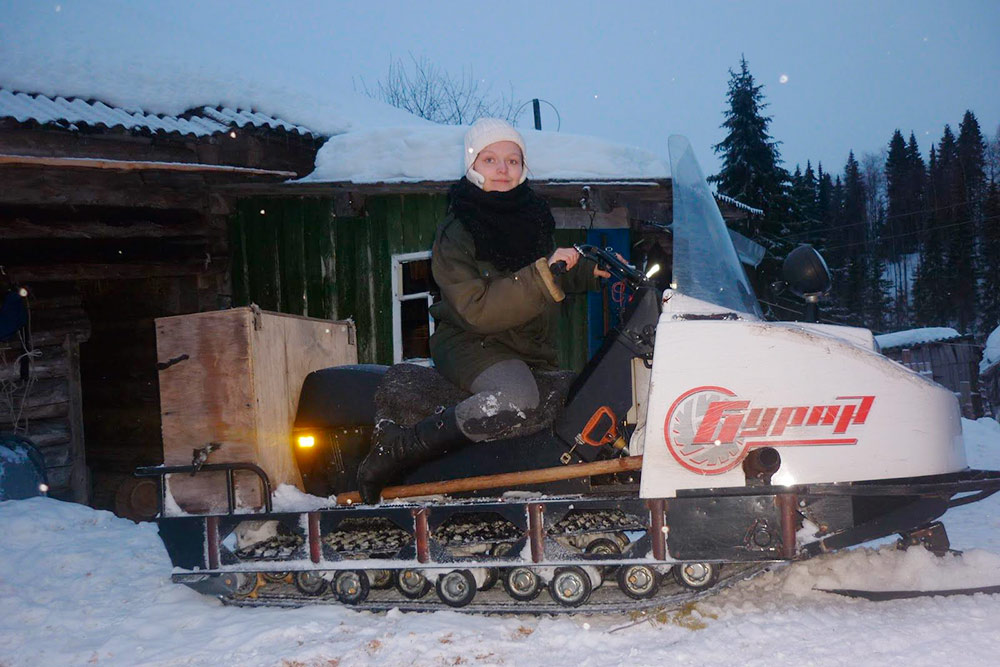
top-left (356, 54), bottom-right (523, 125)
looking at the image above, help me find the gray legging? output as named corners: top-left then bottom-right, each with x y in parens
top-left (453, 359), bottom-right (539, 441)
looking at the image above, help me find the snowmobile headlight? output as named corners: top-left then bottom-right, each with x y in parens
top-left (296, 434), bottom-right (316, 449)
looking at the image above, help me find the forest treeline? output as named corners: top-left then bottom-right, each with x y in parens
top-left (714, 57), bottom-right (1000, 339)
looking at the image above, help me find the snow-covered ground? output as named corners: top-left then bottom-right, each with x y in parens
top-left (2, 418), bottom-right (1000, 667)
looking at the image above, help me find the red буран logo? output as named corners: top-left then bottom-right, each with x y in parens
top-left (663, 386), bottom-right (875, 475)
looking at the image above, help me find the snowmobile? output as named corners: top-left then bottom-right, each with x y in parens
top-left (139, 136), bottom-right (1000, 612)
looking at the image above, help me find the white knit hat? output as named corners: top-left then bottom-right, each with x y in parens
top-left (463, 118), bottom-right (528, 188)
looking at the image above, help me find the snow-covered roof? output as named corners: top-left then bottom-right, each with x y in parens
top-left (875, 327), bottom-right (963, 350)
top-left (714, 192), bottom-right (764, 216)
top-left (981, 325), bottom-right (1000, 375)
top-left (299, 125), bottom-right (670, 184)
top-left (0, 88), bottom-right (317, 138)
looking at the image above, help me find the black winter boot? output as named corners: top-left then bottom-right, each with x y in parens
top-left (357, 406), bottom-right (472, 504)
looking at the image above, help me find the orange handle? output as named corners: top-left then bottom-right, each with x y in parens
top-left (580, 406), bottom-right (618, 447)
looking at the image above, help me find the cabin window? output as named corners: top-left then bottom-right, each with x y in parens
top-left (391, 252), bottom-right (439, 364)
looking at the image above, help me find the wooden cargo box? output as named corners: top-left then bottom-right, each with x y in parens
top-left (156, 307), bottom-right (357, 513)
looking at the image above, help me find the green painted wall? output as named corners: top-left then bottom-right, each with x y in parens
top-left (230, 195), bottom-right (591, 370)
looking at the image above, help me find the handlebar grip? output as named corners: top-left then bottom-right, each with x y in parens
top-left (550, 260), bottom-right (568, 275)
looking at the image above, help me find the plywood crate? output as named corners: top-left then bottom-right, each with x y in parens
top-left (155, 307), bottom-right (357, 513)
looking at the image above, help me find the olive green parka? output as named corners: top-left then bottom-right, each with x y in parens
top-left (428, 212), bottom-right (599, 391)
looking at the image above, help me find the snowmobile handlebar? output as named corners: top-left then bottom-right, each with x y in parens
top-left (574, 244), bottom-right (648, 287)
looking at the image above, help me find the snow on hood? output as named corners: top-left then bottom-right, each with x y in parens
top-left (982, 324), bottom-right (1000, 374)
top-left (875, 326), bottom-right (962, 350)
top-left (299, 124), bottom-right (670, 184)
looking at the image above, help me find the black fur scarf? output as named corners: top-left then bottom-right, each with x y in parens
top-left (447, 178), bottom-right (555, 273)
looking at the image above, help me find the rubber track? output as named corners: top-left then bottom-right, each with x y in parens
top-left (219, 562), bottom-right (771, 614)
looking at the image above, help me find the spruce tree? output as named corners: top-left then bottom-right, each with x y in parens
top-left (789, 161), bottom-right (820, 240)
top-left (834, 152), bottom-right (871, 325)
top-left (938, 122), bottom-right (979, 332)
top-left (913, 145), bottom-right (951, 325)
top-left (884, 131), bottom-right (925, 329)
top-left (980, 182), bottom-right (1000, 334)
top-left (712, 55), bottom-right (790, 238)
top-left (801, 161), bottom-right (819, 224)
top-left (905, 132), bottom-right (927, 254)
top-left (815, 164), bottom-right (834, 249)
top-left (956, 111), bottom-right (987, 334)
top-left (885, 130), bottom-right (910, 258)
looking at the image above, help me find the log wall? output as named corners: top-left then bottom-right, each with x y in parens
top-left (0, 285), bottom-right (90, 502)
top-left (0, 119), bottom-right (324, 513)
top-left (884, 338), bottom-right (986, 418)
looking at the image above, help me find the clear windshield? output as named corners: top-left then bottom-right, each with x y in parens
top-left (668, 135), bottom-right (763, 318)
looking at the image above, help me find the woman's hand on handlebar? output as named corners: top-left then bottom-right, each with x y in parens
top-left (593, 252), bottom-right (627, 279)
top-left (548, 247), bottom-right (580, 272)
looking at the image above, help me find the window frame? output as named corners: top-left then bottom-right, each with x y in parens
top-left (391, 250), bottom-right (436, 365)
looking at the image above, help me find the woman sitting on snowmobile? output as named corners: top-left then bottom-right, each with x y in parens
top-left (357, 118), bottom-right (608, 504)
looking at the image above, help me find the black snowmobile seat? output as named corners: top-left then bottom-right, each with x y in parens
top-left (374, 363), bottom-right (575, 438)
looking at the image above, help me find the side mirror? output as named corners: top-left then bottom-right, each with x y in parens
top-left (782, 245), bottom-right (831, 302)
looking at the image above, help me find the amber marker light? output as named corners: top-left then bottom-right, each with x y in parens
top-left (297, 435), bottom-right (316, 449)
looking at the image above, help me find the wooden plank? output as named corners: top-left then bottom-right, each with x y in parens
top-left (280, 199), bottom-right (307, 315)
top-left (249, 313), bottom-right (358, 494)
top-left (63, 334), bottom-right (90, 503)
top-left (337, 217), bottom-right (375, 363)
top-left (302, 198), bottom-right (326, 318)
top-left (334, 217), bottom-right (358, 350)
top-left (5, 261), bottom-right (213, 282)
top-left (336, 456), bottom-right (643, 505)
top-left (421, 194), bottom-right (447, 249)
top-left (16, 418), bottom-right (71, 449)
top-left (229, 204), bottom-right (250, 307)
top-left (44, 464), bottom-right (76, 492)
top-left (319, 202), bottom-right (337, 320)
top-left (0, 153), bottom-right (296, 177)
top-left (0, 377), bottom-right (69, 420)
top-left (158, 308), bottom-right (259, 512)
top-left (0, 344), bottom-right (68, 382)
top-left (243, 199), bottom-right (278, 310)
top-left (369, 214), bottom-right (393, 364)
top-left (383, 195), bottom-right (405, 254)
top-left (0, 168), bottom-right (211, 209)
top-left (358, 220), bottom-right (377, 364)
top-left (0, 208), bottom-right (205, 239)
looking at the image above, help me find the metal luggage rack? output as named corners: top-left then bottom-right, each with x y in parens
top-left (134, 462), bottom-right (273, 515)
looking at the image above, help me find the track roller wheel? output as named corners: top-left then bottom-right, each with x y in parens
top-left (395, 569), bottom-right (432, 599)
top-left (436, 569), bottom-right (477, 608)
top-left (368, 568), bottom-right (393, 590)
top-left (262, 571), bottom-right (290, 584)
top-left (672, 562), bottom-right (721, 590)
top-left (294, 570), bottom-right (328, 596)
top-left (482, 542), bottom-right (514, 591)
top-left (548, 566), bottom-right (592, 607)
top-left (332, 570), bottom-right (370, 605)
top-left (224, 572), bottom-right (261, 597)
top-left (585, 537), bottom-right (622, 577)
top-left (503, 566), bottom-right (543, 602)
top-left (617, 564), bottom-right (660, 600)
top-left (479, 568), bottom-right (499, 592)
